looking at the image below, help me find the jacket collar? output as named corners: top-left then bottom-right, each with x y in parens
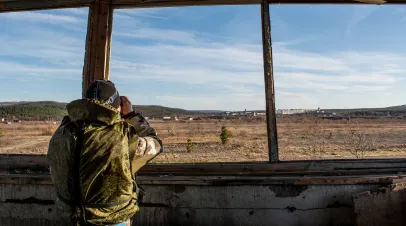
top-left (66, 99), bottom-right (122, 125)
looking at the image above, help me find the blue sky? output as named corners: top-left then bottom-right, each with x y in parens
top-left (0, 5), bottom-right (406, 110)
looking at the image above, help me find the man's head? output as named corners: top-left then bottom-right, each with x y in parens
top-left (85, 80), bottom-right (121, 110)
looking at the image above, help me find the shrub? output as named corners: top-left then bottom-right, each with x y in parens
top-left (304, 118), bottom-right (330, 159)
top-left (220, 126), bottom-right (229, 145)
top-left (166, 123), bottom-right (176, 136)
top-left (42, 125), bottom-right (56, 136)
top-left (226, 127), bottom-right (234, 137)
top-left (186, 139), bottom-right (195, 153)
top-left (238, 129), bottom-right (249, 137)
top-left (346, 129), bottom-right (376, 159)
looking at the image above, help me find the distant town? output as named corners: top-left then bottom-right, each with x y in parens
top-left (3, 104), bottom-right (406, 124)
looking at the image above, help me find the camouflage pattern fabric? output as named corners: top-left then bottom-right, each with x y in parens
top-left (47, 99), bottom-right (162, 225)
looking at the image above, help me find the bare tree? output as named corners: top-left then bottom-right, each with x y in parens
top-left (346, 128), bottom-right (376, 159)
top-left (305, 117), bottom-right (332, 159)
top-left (166, 123), bottom-right (176, 136)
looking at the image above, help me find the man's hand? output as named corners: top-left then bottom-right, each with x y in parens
top-left (120, 96), bottom-right (134, 115)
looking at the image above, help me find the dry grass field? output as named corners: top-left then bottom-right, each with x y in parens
top-left (1, 117), bottom-right (406, 162)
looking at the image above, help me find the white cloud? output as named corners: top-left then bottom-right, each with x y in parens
top-left (2, 7), bottom-right (406, 110)
top-left (116, 8), bottom-right (168, 19)
top-left (156, 93), bottom-right (265, 111)
top-left (276, 91), bottom-right (319, 109)
top-left (277, 72), bottom-right (398, 84)
top-left (115, 28), bottom-right (199, 44)
top-left (111, 62), bottom-right (263, 86)
top-left (0, 27), bottom-right (85, 66)
top-left (112, 23), bottom-right (406, 109)
top-left (0, 61), bottom-right (81, 80)
top-left (346, 5), bottom-right (379, 35)
top-left (108, 24), bottom-right (406, 109)
top-left (113, 41), bottom-right (262, 71)
top-left (63, 8), bottom-right (89, 16)
top-left (0, 11), bottom-right (80, 24)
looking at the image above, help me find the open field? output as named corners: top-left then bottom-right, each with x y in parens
top-left (1, 118), bottom-right (406, 162)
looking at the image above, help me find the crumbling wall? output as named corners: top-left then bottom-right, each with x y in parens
top-left (354, 182), bottom-right (406, 226)
top-left (0, 184), bottom-right (381, 226)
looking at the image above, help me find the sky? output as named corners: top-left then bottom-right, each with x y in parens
top-left (0, 5), bottom-right (406, 110)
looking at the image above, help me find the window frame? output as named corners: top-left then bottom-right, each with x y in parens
top-left (1, 0), bottom-right (406, 185)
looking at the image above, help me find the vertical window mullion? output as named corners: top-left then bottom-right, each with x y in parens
top-left (261, 0), bottom-right (279, 163)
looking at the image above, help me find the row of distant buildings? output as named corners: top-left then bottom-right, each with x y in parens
top-left (225, 111), bottom-right (266, 117)
top-left (147, 116), bottom-right (195, 121)
top-left (276, 109), bottom-right (316, 115)
top-left (225, 109), bottom-right (317, 116)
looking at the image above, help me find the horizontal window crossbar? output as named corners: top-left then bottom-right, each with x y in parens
top-left (1, 155), bottom-right (406, 185)
top-left (2, 0), bottom-right (406, 13)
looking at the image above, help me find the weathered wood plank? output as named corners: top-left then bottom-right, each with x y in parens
top-left (82, 5), bottom-right (94, 96)
top-left (2, 0), bottom-right (406, 13)
top-left (0, 218), bottom-right (67, 226)
top-left (0, 154), bottom-right (47, 166)
top-left (138, 175), bottom-right (406, 185)
top-left (261, 0), bottom-right (278, 163)
top-left (133, 207), bottom-right (355, 226)
top-left (0, 184), bottom-right (374, 209)
top-left (112, 0), bottom-right (406, 8)
top-left (1, 174), bottom-right (405, 185)
top-left (3, 155), bottom-right (406, 176)
top-left (105, 6), bottom-right (114, 80)
top-left (93, 1), bottom-right (112, 80)
top-left (112, 0), bottom-right (261, 8)
top-left (0, 203), bottom-right (58, 219)
top-left (82, 0), bottom-right (113, 96)
top-left (0, 184), bottom-right (55, 202)
top-left (0, 0), bottom-right (91, 13)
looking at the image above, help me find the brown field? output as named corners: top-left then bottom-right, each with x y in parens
top-left (1, 118), bottom-right (406, 162)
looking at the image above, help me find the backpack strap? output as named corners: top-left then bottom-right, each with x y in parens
top-left (73, 120), bottom-right (87, 225)
top-left (126, 125), bottom-right (146, 203)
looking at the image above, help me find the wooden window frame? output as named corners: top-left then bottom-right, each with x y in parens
top-left (1, 0), bottom-right (406, 185)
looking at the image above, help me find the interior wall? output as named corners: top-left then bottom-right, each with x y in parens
top-left (0, 184), bottom-right (381, 226)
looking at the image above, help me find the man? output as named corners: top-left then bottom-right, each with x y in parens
top-left (47, 80), bottom-right (162, 225)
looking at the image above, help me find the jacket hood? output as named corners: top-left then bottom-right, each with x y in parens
top-left (66, 99), bottom-right (122, 125)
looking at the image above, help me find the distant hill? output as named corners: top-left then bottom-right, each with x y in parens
top-left (134, 105), bottom-right (192, 118)
top-left (383, 105), bottom-right (406, 111)
top-left (0, 101), bottom-right (30, 106)
top-left (325, 105), bottom-right (406, 113)
top-left (0, 102), bottom-right (67, 119)
top-left (190, 110), bottom-right (224, 114)
top-left (0, 101), bottom-right (210, 119)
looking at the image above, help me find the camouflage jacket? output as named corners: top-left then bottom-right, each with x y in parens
top-left (47, 99), bottom-right (162, 225)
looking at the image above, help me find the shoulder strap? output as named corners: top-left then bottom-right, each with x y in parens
top-left (73, 121), bottom-right (87, 225)
top-left (126, 125), bottom-right (146, 203)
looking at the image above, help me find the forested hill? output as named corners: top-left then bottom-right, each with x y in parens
top-left (0, 102), bottom-right (67, 119)
top-left (0, 101), bottom-right (205, 119)
top-left (325, 105), bottom-right (406, 113)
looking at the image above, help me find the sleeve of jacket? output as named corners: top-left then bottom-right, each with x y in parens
top-left (125, 112), bottom-right (163, 174)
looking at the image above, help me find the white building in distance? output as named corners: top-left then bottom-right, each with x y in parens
top-left (276, 109), bottom-right (315, 115)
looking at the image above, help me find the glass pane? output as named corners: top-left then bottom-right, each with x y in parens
top-left (111, 6), bottom-right (268, 163)
top-left (0, 8), bottom-right (89, 154)
top-left (272, 5), bottom-right (406, 160)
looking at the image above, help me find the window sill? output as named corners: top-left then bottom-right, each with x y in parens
top-left (1, 154), bottom-right (406, 185)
